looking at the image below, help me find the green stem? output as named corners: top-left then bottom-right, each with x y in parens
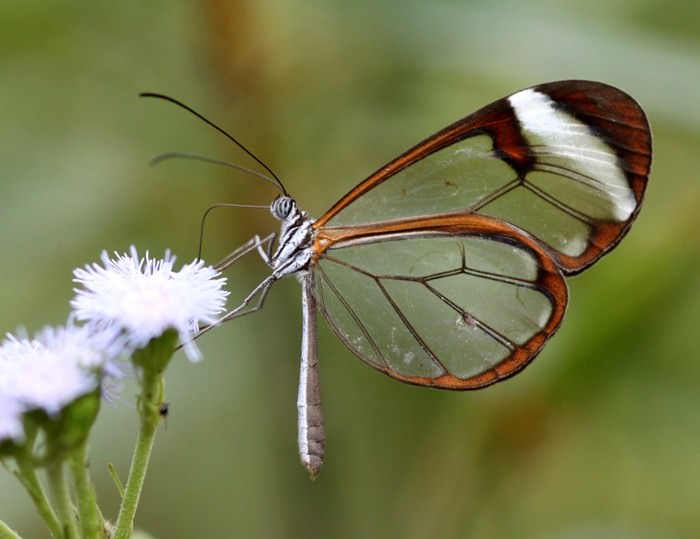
top-left (112, 370), bottom-right (164, 539)
top-left (0, 519), bottom-right (22, 539)
top-left (46, 461), bottom-right (78, 539)
top-left (69, 443), bottom-right (104, 538)
top-left (14, 455), bottom-right (62, 539)
top-left (112, 331), bottom-right (176, 539)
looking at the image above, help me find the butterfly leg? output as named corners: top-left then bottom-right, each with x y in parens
top-left (195, 273), bottom-right (278, 339)
top-left (256, 232), bottom-right (277, 265)
top-left (215, 232), bottom-right (276, 272)
top-left (201, 243), bottom-right (308, 339)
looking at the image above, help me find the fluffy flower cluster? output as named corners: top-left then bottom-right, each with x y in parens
top-left (0, 247), bottom-right (229, 444)
top-left (0, 323), bottom-right (110, 442)
top-left (72, 247), bottom-right (229, 361)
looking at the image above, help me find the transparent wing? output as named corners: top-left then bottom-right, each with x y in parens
top-left (312, 214), bottom-right (567, 389)
top-left (314, 80), bottom-right (651, 274)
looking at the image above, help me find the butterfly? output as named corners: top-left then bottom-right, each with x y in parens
top-left (144, 80), bottom-right (651, 477)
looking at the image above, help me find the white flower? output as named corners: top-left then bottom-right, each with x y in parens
top-left (0, 395), bottom-right (23, 443)
top-left (71, 247), bottom-right (229, 361)
top-left (0, 323), bottom-right (111, 442)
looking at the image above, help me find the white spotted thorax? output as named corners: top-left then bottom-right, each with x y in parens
top-left (269, 196), bottom-right (315, 278)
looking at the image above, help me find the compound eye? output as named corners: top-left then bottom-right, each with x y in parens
top-left (271, 196), bottom-right (294, 220)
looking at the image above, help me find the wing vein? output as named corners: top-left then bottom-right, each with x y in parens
top-left (421, 280), bottom-right (517, 351)
top-left (374, 278), bottom-right (447, 373)
top-left (315, 263), bottom-right (386, 366)
top-left (522, 180), bottom-right (596, 225)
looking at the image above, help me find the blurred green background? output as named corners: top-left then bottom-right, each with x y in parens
top-left (1, 0), bottom-right (699, 537)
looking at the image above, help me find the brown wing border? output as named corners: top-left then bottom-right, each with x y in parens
top-left (313, 80), bottom-right (652, 275)
top-left (312, 213), bottom-right (568, 389)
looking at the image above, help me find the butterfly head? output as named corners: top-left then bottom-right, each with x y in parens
top-left (271, 195), bottom-right (297, 221)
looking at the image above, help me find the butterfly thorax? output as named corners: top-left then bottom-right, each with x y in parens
top-left (269, 196), bottom-right (315, 278)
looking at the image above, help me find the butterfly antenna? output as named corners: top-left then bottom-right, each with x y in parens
top-left (140, 92), bottom-right (288, 195)
top-left (151, 151), bottom-right (282, 192)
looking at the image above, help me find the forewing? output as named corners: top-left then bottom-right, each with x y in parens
top-left (312, 214), bottom-right (567, 389)
top-left (314, 80), bottom-right (651, 274)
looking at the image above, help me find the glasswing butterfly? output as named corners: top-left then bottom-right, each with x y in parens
top-left (144, 80), bottom-right (651, 476)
